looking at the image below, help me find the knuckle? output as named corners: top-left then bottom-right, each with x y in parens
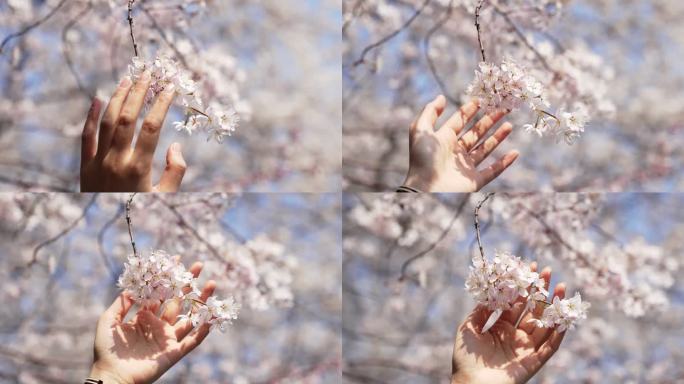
top-left (170, 161), bottom-right (187, 174)
top-left (100, 117), bottom-right (114, 131)
top-left (128, 162), bottom-right (148, 177)
top-left (117, 113), bottom-right (135, 127)
top-left (141, 120), bottom-right (160, 135)
top-left (101, 157), bottom-right (118, 174)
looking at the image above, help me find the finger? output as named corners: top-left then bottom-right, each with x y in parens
top-left (439, 100), bottom-right (479, 137)
top-left (534, 328), bottom-right (566, 365)
top-left (110, 70), bottom-right (152, 155)
top-left (81, 97), bottom-right (102, 167)
top-left (477, 150), bottom-right (519, 189)
top-left (156, 143), bottom-right (187, 192)
top-left (470, 122), bottom-right (513, 166)
top-left (96, 76), bottom-right (134, 160)
top-left (103, 292), bottom-right (134, 324)
top-left (411, 95), bottom-right (446, 138)
top-left (178, 321), bottom-right (211, 358)
top-left (162, 261), bottom-right (203, 325)
top-left (459, 111), bottom-right (506, 151)
top-left (133, 85), bottom-right (176, 170)
top-left (532, 283), bottom-right (566, 350)
top-left (174, 280), bottom-right (216, 341)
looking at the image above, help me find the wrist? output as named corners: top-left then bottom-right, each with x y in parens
top-left (403, 173), bottom-right (432, 192)
top-left (451, 372), bottom-right (470, 384)
top-left (89, 363), bottom-right (130, 384)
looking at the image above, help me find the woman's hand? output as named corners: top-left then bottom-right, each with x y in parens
top-left (80, 72), bottom-right (187, 192)
top-left (89, 261), bottom-right (216, 384)
top-left (451, 263), bottom-right (566, 384)
top-left (403, 95), bottom-right (519, 192)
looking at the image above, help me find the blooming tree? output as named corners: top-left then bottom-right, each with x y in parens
top-left (343, 0), bottom-right (684, 191)
top-left (0, 0), bottom-right (340, 191)
top-left (0, 193), bottom-right (341, 382)
top-left (343, 193), bottom-right (684, 383)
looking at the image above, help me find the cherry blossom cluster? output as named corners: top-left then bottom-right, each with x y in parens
top-left (128, 56), bottom-right (239, 143)
top-left (118, 249), bottom-right (240, 332)
top-left (465, 250), bottom-right (589, 333)
top-left (467, 58), bottom-right (589, 144)
top-left (529, 292), bottom-right (590, 332)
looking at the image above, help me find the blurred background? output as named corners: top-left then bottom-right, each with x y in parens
top-left (343, 193), bottom-right (684, 383)
top-left (0, 193), bottom-right (341, 383)
top-left (343, 0), bottom-right (684, 191)
top-left (0, 0), bottom-right (341, 192)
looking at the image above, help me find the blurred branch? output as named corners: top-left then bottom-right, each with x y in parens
top-left (399, 196), bottom-right (469, 282)
top-left (424, 0), bottom-right (459, 104)
top-left (98, 205), bottom-right (125, 278)
top-left (474, 192), bottom-right (494, 261)
top-left (352, 0), bottom-right (432, 67)
top-left (0, 0), bottom-right (69, 54)
top-left (29, 194), bottom-right (98, 267)
top-left (62, 1), bottom-right (95, 99)
top-left (491, 4), bottom-right (553, 72)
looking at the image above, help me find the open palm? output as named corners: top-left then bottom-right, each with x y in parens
top-left (452, 264), bottom-right (567, 384)
top-left (90, 262), bottom-right (216, 384)
top-left (403, 95), bottom-right (519, 192)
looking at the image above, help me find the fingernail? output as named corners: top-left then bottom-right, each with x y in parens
top-left (164, 84), bottom-right (176, 95)
top-left (141, 70), bottom-right (151, 81)
top-left (171, 143), bottom-right (181, 152)
top-left (119, 76), bottom-right (132, 87)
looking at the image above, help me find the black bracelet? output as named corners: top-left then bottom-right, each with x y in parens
top-left (396, 185), bottom-right (421, 193)
top-left (85, 379), bottom-right (103, 384)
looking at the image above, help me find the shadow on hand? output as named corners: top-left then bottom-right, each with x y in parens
top-left (107, 308), bottom-right (182, 366)
top-left (456, 306), bottom-right (541, 383)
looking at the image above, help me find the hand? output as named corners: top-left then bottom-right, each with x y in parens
top-left (452, 263), bottom-right (566, 384)
top-left (403, 95), bottom-right (519, 192)
top-left (80, 72), bottom-right (187, 192)
top-left (89, 261), bottom-right (216, 384)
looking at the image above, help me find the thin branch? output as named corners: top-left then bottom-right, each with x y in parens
top-left (475, 0), bottom-right (487, 62)
top-left (125, 193), bottom-right (138, 257)
top-left (0, 0), bottom-right (69, 54)
top-left (399, 196), bottom-right (468, 281)
top-left (29, 194), bottom-right (98, 267)
top-left (474, 192), bottom-right (495, 261)
top-left (352, 0), bottom-right (432, 67)
top-left (128, 0), bottom-right (139, 56)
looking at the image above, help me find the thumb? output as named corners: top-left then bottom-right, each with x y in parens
top-left (157, 143), bottom-right (187, 192)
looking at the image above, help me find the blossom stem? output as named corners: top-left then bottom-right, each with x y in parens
top-left (475, 0), bottom-right (488, 62)
top-left (127, 0), bottom-right (139, 57)
top-left (125, 193), bottom-right (138, 257)
top-left (474, 193), bottom-right (495, 263)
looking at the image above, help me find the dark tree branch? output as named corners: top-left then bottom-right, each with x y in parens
top-left (474, 192), bottom-right (495, 261)
top-left (125, 193), bottom-right (138, 257)
top-left (475, 0), bottom-right (487, 62)
top-left (128, 0), bottom-right (139, 56)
